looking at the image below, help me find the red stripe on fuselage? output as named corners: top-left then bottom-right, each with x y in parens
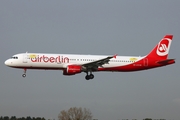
top-left (9, 66), bottom-right (64, 70)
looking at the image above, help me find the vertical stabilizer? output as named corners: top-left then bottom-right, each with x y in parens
top-left (146, 35), bottom-right (173, 60)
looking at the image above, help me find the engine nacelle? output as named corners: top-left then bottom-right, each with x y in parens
top-left (63, 65), bottom-right (82, 75)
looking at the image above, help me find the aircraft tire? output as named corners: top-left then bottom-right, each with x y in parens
top-left (89, 74), bottom-right (94, 79)
top-left (22, 74), bottom-right (26, 77)
top-left (85, 75), bottom-right (90, 80)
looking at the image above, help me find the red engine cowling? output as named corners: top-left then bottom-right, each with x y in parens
top-left (63, 65), bottom-right (82, 75)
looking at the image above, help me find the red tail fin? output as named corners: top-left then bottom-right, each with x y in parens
top-left (146, 35), bottom-right (173, 60)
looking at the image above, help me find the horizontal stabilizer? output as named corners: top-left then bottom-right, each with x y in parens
top-left (157, 59), bottom-right (175, 64)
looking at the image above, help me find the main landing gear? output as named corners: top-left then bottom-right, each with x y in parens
top-left (85, 71), bottom-right (94, 80)
top-left (22, 68), bottom-right (26, 77)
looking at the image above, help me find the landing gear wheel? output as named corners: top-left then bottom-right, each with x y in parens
top-left (22, 74), bottom-right (26, 77)
top-left (85, 75), bottom-right (90, 80)
top-left (85, 74), bottom-right (94, 80)
top-left (89, 74), bottom-right (94, 79)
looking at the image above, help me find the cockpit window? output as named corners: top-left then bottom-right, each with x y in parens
top-left (11, 56), bottom-right (18, 59)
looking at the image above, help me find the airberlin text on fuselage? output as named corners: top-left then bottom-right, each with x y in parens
top-left (30, 55), bottom-right (69, 63)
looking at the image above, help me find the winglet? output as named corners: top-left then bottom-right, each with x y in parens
top-left (113, 54), bottom-right (117, 59)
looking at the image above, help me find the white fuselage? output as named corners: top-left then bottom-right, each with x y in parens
top-left (5, 53), bottom-right (143, 70)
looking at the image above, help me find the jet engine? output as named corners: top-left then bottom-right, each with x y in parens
top-left (63, 65), bottom-right (82, 75)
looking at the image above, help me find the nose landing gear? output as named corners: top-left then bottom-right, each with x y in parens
top-left (22, 68), bottom-right (27, 77)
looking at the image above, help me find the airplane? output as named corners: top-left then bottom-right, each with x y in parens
top-left (4, 35), bottom-right (175, 80)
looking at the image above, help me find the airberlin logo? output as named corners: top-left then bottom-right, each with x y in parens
top-left (157, 38), bottom-right (171, 56)
top-left (30, 55), bottom-right (69, 63)
top-left (159, 44), bottom-right (167, 52)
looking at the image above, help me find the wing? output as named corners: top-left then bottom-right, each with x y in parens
top-left (81, 54), bottom-right (117, 71)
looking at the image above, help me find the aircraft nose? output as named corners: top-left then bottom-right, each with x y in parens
top-left (4, 59), bottom-right (11, 66)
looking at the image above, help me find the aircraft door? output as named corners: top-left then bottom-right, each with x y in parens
top-left (23, 54), bottom-right (28, 63)
top-left (144, 58), bottom-right (148, 66)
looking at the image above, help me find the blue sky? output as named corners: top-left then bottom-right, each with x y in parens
top-left (0, 1), bottom-right (180, 120)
